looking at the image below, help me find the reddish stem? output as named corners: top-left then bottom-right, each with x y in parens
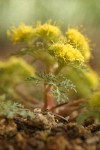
top-left (43, 66), bottom-right (57, 110)
top-left (44, 83), bottom-right (56, 109)
top-left (50, 99), bottom-right (85, 116)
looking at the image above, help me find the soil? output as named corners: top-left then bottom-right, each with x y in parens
top-left (0, 109), bottom-right (100, 150)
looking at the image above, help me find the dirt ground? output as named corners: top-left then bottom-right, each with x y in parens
top-left (0, 110), bottom-right (100, 150)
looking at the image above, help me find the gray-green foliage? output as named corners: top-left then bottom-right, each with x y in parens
top-left (0, 95), bottom-right (35, 119)
top-left (27, 73), bottom-right (76, 103)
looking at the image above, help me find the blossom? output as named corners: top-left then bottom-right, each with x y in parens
top-left (0, 57), bottom-right (35, 83)
top-left (84, 67), bottom-right (99, 88)
top-left (89, 92), bottom-right (100, 107)
top-left (49, 43), bottom-right (84, 64)
top-left (66, 28), bottom-right (90, 60)
top-left (7, 24), bottom-right (34, 43)
top-left (34, 23), bottom-right (61, 42)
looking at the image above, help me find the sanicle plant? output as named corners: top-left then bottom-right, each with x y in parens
top-left (7, 22), bottom-right (85, 109)
top-left (6, 21), bottom-right (99, 123)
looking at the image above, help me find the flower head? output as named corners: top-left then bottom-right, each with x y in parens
top-left (89, 92), bottom-right (100, 107)
top-left (0, 57), bottom-right (35, 84)
top-left (66, 28), bottom-right (90, 60)
top-left (49, 43), bottom-right (84, 64)
top-left (34, 23), bottom-right (61, 42)
top-left (7, 23), bottom-right (34, 43)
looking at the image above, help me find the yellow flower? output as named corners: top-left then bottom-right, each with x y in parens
top-left (49, 43), bottom-right (84, 64)
top-left (8, 57), bottom-right (35, 76)
top-left (0, 57), bottom-right (35, 84)
top-left (84, 67), bottom-right (99, 89)
top-left (89, 92), bottom-right (100, 107)
top-left (65, 44), bottom-right (84, 62)
top-left (66, 28), bottom-right (90, 60)
top-left (7, 23), bottom-right (34, 43)
top-left (34, 23), bottom-right (61, 42)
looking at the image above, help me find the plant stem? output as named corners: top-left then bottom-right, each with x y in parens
top-left (43, 64), bottom-right (64, 110)
top-left (54, 99), bottom-right (85, 116)
top-left (54, 63), bottom-right (64, 75)
top-left (43, 67), bottom-right (56, 109)
top-left (44, 83), bottom-right (56, 109)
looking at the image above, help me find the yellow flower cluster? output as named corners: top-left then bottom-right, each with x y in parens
top-left (0, 57), bottom-right (35, 83)
top-left (66, 28), bottom-right (90, 60)
top-left (34, 23), bottom-right (61, 41)
top-left (7, 24), bottom-right (34, 43)
top-left (89, 92), bottom-right (100, 107)
top-left (84, 67), bottom-right (99, 88)
top-left (49, 43), bottom-right (84, 64)
top-left (7, 22), bottom-right (92, 66)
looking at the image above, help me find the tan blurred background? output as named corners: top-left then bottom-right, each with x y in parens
top-left (0, 0), bottom-right (100, 73)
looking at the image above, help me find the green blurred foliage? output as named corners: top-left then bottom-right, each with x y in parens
top-left (62, 65), bottom-right (99, 99)
top-left (0, 57), bottom-right (35, 101)
top-left (0, 0), bottom-right (100, 38)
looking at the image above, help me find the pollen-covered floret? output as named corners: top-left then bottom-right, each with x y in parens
top-left (66, 28), bottom-right (90, 60)
top-left (7, 24), bottom-right (34, 43)
top-left (34, 23), bottom-right (61, 42)
top-left (49, 43), bottom-right (84, 64)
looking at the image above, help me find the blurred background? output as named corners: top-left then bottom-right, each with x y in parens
top-left (0, 0), bottom-right (100, 73)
